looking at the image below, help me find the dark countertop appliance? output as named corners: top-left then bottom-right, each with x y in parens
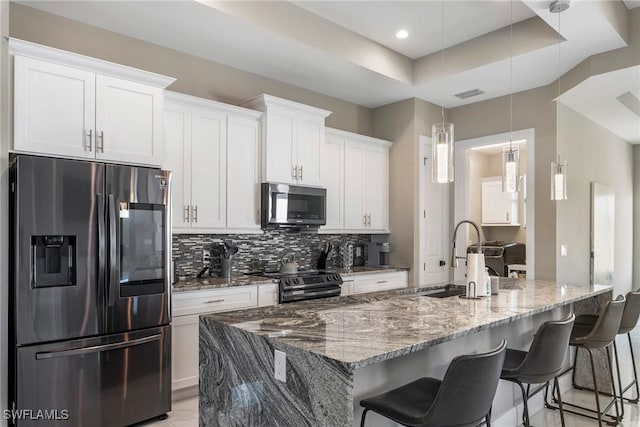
top-left (251, 270), bottom-right (342, 303)
top-left (261, 182), bottom-right (326, 229)
top-left (468, 242), bottom-right (526, 277)
top-left (9, 155), bottom-right (171, 426)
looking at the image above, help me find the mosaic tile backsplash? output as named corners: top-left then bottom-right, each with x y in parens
top-left (172, 231), bottom-right (372, 277)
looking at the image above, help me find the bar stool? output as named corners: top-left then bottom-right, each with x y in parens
top-left (359, 340), bottom-right (506, 427)
top-left (572, 290), bottom-right (640, 417)
top-left (500, 313), bottom-right (575, 427)
top-left (546, 295), bottom-right (626, 427)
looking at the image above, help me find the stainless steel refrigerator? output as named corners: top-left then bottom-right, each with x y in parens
top-left (9, 155), bottom-right (172, 426)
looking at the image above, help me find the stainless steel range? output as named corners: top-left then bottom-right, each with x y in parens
top-left (254, 271), bottom-right (343, 303)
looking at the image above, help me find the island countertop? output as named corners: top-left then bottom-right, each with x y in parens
top-left (202, 280), bottom-right (611, 369)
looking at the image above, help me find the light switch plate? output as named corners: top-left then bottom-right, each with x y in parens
top-left (274, 350), bottom-right (286, 382)
top-left (560, 244), bottom-right (568, 257)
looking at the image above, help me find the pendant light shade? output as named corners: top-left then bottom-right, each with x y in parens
top-left (551, 156), bottom-right (568, 200)
top-left (502, 145), bottom-right (520, 193)
top-left (432, 122), bottom-right (454, 183)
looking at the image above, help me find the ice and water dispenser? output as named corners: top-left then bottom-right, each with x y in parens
top-left (31, 235), bottom-right (76, 287)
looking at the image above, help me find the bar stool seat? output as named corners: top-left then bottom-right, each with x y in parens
top-left (500, 314), bottom-right (575, 427)
top-left (359, 341), bottom-right (507, 427)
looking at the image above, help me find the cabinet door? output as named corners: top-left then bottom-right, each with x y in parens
top-left (344, 140), bottom-right (367, 230)
top-left (95, 75), bottom-right (164, 166)
top-left (257, 283), bottom-right (278, 307)
top-left (227, 115), bottom-right (260, 230)
top-left (190, 108), bottom-right (227, 230)
top-left (13, 56), bottom-right (96, 159)
top-left (296, 116), bottom-right (323, 186)
top-left (481, 179), bottom-right (512, 224)
top-left (164, 104), bottom-right (192, 232)
top-left (365, 145), bottom-right (389, 231)
top-left (171, 315), bottom-right (199, 391)
top-left (321, 134), bottom-right (344, 230)
top-left (264, 107), bottom-right (296, 183)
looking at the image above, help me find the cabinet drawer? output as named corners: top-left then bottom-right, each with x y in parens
top-left (172, 286), bottom-right (258, 317)
top-left (352, 271), bottom-right (408, 295)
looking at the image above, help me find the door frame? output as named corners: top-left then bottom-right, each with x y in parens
top-left (416, 135), bottom-right (450, 286)
top-left (453, 128), bottom-right (536, 281)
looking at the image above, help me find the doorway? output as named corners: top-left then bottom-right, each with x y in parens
top-left (453, 129), bottom-right (535, 282)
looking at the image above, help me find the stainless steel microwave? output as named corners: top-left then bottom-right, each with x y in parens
top-left (261, 182), bottom-right (326, 228)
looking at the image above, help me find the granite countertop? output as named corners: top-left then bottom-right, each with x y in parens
top-left (172, 266), bottom-right (409, 292)
top-left (202, 280), bottom-right (611, 369)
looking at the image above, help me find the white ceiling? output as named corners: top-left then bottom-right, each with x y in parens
top-left (16, 0), bottom-right (639, 142)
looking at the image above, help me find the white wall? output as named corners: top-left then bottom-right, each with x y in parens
top-left (556, 104), bottom-right (634, 294)
top-left (634, 146), bottom-right (640, 291)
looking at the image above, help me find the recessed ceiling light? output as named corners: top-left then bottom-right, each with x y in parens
top-left (396, 30), bottom-right (408, 40)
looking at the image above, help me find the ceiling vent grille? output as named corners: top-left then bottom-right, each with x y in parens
top-left (454, 89), bottom-right (485, 99)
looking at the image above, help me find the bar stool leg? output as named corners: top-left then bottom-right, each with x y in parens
top-left (485, 407), bottom-right (492, 427)
top-left (360, 408), bottom-right (368, 427)
top-left (554, 376), bottom-right (566, 427)
top-left (606, 345), bottom-right (622, 423)
top-left (515, 380), bottom-right (531, 427)
top-left (612, 341), bottom-right (625, 419)
top-left (627, 332), bottom-right (639, 403)
top-left (587, 347), bottom-right (604, 427)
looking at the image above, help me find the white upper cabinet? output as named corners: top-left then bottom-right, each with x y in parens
top-left (10, 39), bottom-right (175, 167)
top-left (13, 56), bottom-right (96, 160)
top-left (94, 76), bottom-right (164, 166)
top-left (226, 115), bottom-right (260, 230)
top-left (164, 92), bottom-right (262, 234)
top-left (243, 94), bottom-right (330, 186)
top-left (323, 128), bottom-right (392, 234)
top-left (321, 133), bottom-right (345, 230)
top-left (481, 177), bottom-right (519, 226)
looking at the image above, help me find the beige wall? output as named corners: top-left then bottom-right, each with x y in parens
top-left (9, 3), bottom-right (374, 135)
top-left (449, 85), bottom-right (558, 280)
top-left (555, 105), bottom-right (634, 295)
top-left (634, 145), bottom-right (640, 291)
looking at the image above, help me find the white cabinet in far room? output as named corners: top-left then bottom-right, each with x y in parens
top-left (164, 92), bottom-right (262, 234)
top-left (243, 94), bottom-right (331, 186)
top-left (323, 128), bottom-right (391, 233)
top-left (11, 40), bottom-right (174, 166)
top-left (351, 271), bottom-right (409, 295)
top-left (481, 177), bottom-right (519, 226)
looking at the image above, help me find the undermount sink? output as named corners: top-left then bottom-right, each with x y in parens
top-left (419, 285), bottom-right (466, 299)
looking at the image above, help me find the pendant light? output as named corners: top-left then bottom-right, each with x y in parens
top-left (550, 0), bottom-right (569, 201)
top-left (432, 0), bottom-right (454, 184)
top-left (502, 0), bottom-right (520, 193)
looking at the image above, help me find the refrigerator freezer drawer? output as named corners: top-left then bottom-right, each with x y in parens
top-left (14, 326), bottom-right (171, 427)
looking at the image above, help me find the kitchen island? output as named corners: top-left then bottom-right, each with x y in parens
top-left (199, 280), bottom-right (611, 426)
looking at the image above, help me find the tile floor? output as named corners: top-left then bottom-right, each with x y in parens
top-left (149, 331), bottom-right (640, 427)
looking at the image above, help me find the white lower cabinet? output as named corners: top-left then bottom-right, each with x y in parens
top-left (258, 283), bottom-right (279, 307)
top-left (340, 280), bottom-right (355, 296)
top-left (351, 271), bottom-right (408, 295)
top-left (172, 286), bottom-right (261, 393)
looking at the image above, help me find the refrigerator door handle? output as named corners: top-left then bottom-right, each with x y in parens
top-left (107, 194), bottom-right (118, 307)
top-left (35, 334), bottom-right (161, 360)
top-left (97, 194), bottom-right (106, 310)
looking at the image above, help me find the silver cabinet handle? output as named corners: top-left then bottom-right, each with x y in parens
top-left (299, 165), bottom-right (303, 181)
top-left (86, 129), bottom-right (93, 152)
top-left (377, 280), bottom-right (388, 284)
top-left (184, 205), bottom-right (190, 223)
top-left (96, 130), bottom-right (105, 153)
top-left (192, 205), bottom-right (198, 223)
top-left (363, 214), bottom-right (367, 226)
top-left (205, 299), bottom-right (224, 304)
top-left (368, 214), bottom-right (371, 226)
top-left (506, 212), bottom-right (510, 221)
top-left (292, 165), bottom-right (298, 180)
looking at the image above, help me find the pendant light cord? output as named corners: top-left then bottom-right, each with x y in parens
top-left (441, 0), bottom-right (445, 125)
top-left (509, 0), bottom-right (513, 153)
top-left (557, 8), bottom-right (561, 160)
